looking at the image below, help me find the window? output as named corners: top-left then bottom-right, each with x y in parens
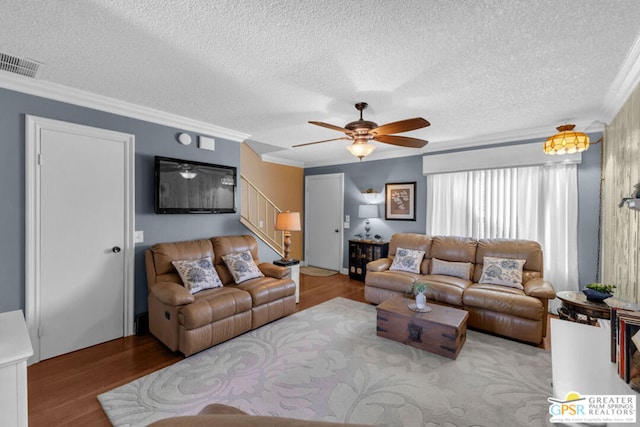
top-left (426, 164), bottom-right (578, 313)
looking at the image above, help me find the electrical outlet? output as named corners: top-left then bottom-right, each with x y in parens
top-left (259, 220), bottom-right (264, 228)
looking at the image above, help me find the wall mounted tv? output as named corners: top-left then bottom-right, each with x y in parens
top-left (154, 156), bottom-right (237, 214)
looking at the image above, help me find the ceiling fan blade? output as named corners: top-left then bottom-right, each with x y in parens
top-left (372, 117), bottom-right (430, 136)
top-left (293, 136), bottom-right (351, 148)
top-left (373, 134), bottom-right (428, 148)
top-left (309, 121), bottom-right (353, 134)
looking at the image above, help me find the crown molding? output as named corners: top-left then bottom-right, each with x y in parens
top-left (260, 153), bottom-right (305, 168)
top-left (0, 72), bottom-right (251, 142)
top-left (602, 32), bottom-right (640, 121)
top-left (423, 121), bottom-right (605, 154)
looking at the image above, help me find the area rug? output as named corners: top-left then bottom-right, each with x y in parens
top-left (98, 298), bottom-right (553, 426)
top-left (300, 266), bottom-right (338, 276)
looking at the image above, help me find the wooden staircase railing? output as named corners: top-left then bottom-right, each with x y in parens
top-left (240, 174), bottom-right (284, 256)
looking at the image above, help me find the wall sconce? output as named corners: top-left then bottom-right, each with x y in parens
top-left (361, 188), bottom-right (381, 204)
top-left (275, 210), bottom-right (301, 263)
top-left (358, 204), bottom-right (379, 240)
top-left (619, 183), bottom-right (640, 210)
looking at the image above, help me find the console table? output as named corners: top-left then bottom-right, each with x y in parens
top-left (0, 310), bottom-right (34, 427)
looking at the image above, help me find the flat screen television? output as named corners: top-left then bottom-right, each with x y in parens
top-left (154, 156), bottom-right (237, 214)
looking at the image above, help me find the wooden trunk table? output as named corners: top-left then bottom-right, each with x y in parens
top-left (376, 296), bottom-right (469, 359)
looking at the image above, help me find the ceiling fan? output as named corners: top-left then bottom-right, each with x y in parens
top-left (294, 102), bottom-right (430, 160)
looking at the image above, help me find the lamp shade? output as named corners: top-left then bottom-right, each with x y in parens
top-left (358, 204), bottom-right (379, 219)
top-left (275, 211), bottom-right (301, 231)
top-left (346, 143), bottom-right (376, 160)
top-left (544, 124), bottom-right (590, 155)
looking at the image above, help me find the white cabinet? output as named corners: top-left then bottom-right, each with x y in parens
top-left (551, 318), bottom-right (634, 426)
top-left (0, 310), bottom-right (34, 427)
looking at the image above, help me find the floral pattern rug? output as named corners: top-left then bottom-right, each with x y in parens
top-left (98, 298), bottom-right (552, 426)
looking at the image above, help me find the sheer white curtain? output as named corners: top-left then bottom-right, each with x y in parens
top-left (426, 164), bottom-right (578, 313)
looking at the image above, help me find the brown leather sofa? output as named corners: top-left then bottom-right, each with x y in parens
top-left (365, 233), bottom-right (556, 344)
top-left (145, 235), bottom-right (296, 356)
top-left (149, 404), bottom-right (374, 426)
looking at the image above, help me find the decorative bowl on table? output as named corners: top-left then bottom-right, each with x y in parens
top-left (582, 288), bottom-right (612, 302)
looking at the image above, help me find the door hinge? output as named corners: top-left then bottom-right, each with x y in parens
top-left (38, 325), bottom-right (44, 337)
top-left (37, 153), bottom-right (42, 166)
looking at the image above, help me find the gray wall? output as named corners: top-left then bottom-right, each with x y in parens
top-left (0, 87), bottom-right (277, 315)
top-left (306, 136), bottom-right (603, 289)
top-left (306, 155), bottom-right (426, 269)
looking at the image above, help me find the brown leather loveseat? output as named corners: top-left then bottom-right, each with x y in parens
top-left (365, 233), bottom-right (556, 344)
top-left (145, 235), bottom-right (296, 356)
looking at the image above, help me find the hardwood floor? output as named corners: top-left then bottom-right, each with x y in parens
top-left (27, 273), bottom-right (551, 426)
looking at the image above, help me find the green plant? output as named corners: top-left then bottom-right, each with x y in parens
top-left (586, 283), bottom-right (616, 294)
top-left (405, 282), bottom-right (429, 298)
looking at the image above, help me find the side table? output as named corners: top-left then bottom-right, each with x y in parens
top-left (274, 259), bottom-right (300, 303)
top-left (556, 290), bottom-right (610, 325)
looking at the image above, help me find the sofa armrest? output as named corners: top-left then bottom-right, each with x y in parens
top-left (150, 282), bottom-right (194, 306)
top-left (258, 262), bottom-right (290, 279)
top-left (367, 258), bottom-right (392, 272)
top-left (523, 277), bottom-right (556, 299)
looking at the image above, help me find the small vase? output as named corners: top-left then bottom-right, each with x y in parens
top-left (416, 292), bottom-right (426, 309)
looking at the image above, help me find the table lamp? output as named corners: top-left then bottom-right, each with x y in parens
top-left (275, 210), bottom-right (301, 262)
top-left (358, 204), bottom-right (379, 240)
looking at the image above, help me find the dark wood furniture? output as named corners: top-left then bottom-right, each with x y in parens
top-left (556, 290), bottom-right (611, 325)
top-left (348, 240), bottom-right (388, 281)
top-left (376, 296), bottom-right (469, 359)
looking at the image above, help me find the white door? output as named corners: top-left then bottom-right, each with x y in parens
top-left (305, 174), bottom-right (343, 271)
top-left (25, 116), bottom-right (135, 362)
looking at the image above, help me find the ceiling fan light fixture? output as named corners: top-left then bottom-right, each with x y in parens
top-left (346, 142), bottom-right (376, 160)
top-left (544, 124), bottom-right (590, 155)
top-left (296, 102), bottom-right (430, 158)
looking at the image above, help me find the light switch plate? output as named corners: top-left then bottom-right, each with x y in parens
top-left (134, 230), bottom-right (144, 243)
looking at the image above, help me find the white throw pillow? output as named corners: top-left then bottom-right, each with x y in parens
top-left (172, 256), bottom-right (223, 294)
top-left (430, 258), bottom-right (473, 280)
top-left (389, 248), bottom-right (425, 274)
top-left (222, 250), bottom-right (265, 283)
top-left (478, 256), bottom-right (526, 290)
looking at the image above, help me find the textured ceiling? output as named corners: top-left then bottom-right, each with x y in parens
top-left (3, 0), bottom-right (640, 167)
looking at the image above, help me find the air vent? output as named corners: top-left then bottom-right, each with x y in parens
top-left (0, 52), bottom-right (41, 78)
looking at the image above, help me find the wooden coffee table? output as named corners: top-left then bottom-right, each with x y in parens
top-left (376, 296), bottom-right (469, 359)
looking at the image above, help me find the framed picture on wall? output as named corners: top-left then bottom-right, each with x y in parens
top-left (385, 182), bottom-right (416, 221)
